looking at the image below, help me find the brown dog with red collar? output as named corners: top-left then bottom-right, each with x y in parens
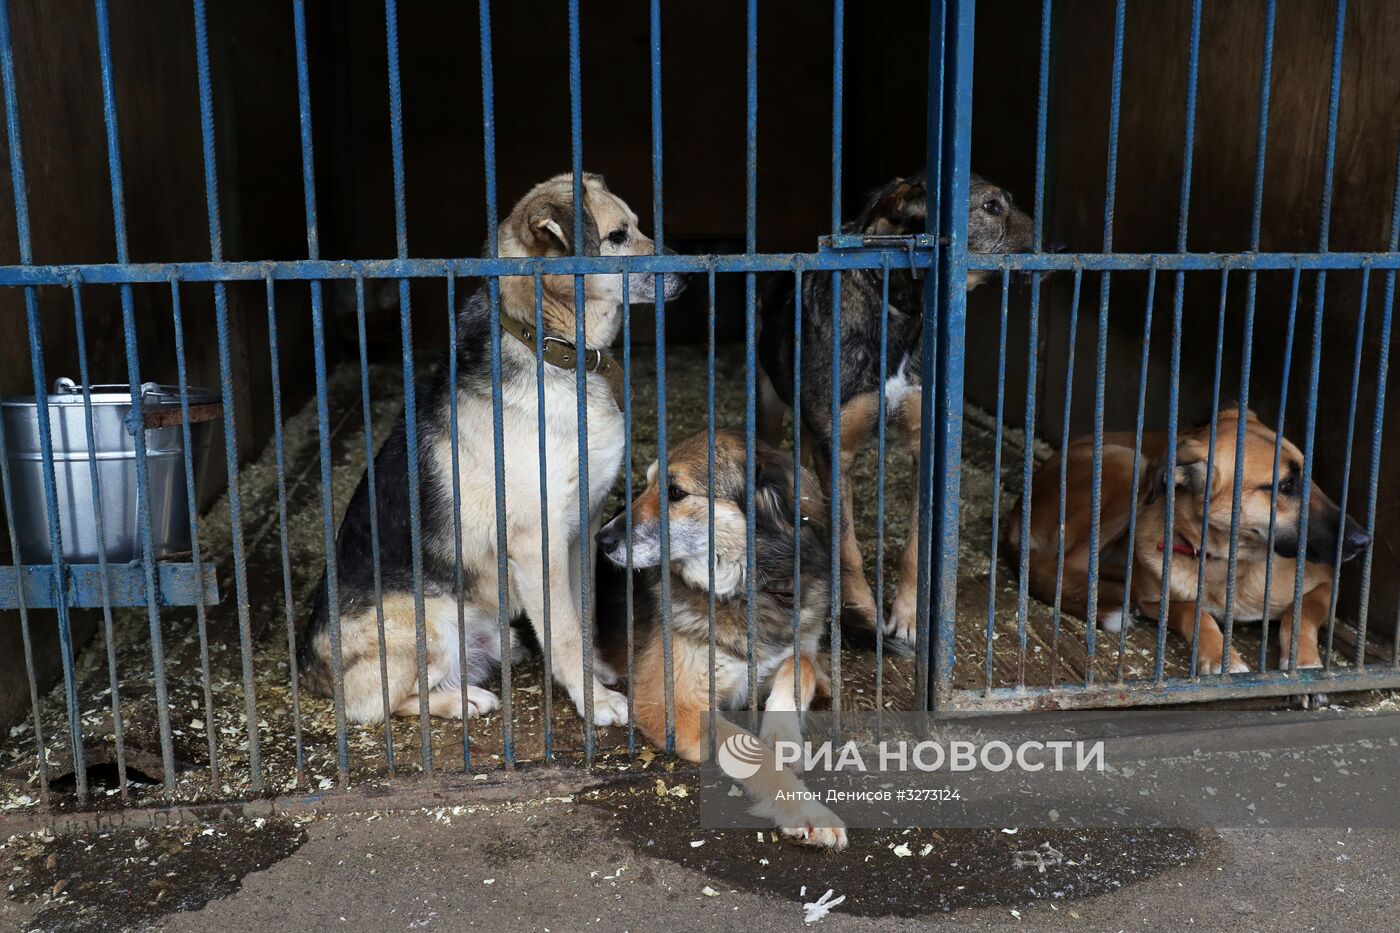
top-left (1006, 408), bottom-right (1370, 673)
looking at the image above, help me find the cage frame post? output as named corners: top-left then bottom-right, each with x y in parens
top-left (928, 0), bottom-right (974, 710)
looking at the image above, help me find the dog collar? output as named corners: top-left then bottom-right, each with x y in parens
top-left (498, 313), bottom-right (626, 410)
top-left (1157, 537), bottom-right (1202, 559)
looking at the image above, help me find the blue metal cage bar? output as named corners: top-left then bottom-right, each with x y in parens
top-left (0, 250), bottom-right (1398, 290)
top-left (96, 0), bottom-right (171, 799)
top-left (68, 279), bottom-right (129, 798)
top-left (1287, 0), bottom-right (1350, 677)
top-left (268, 272), bottom-right (310, 786)
top-left (1220, 0), bottom-right (1278, 669)
top-left (292, 0), bottom-right (351, 785)
top-left (190, 0), bottom-right (262, 793)
top-left (1081, 0), bottom-right (1127, 686)
top-left (742, 0), bottom-right (760, 724)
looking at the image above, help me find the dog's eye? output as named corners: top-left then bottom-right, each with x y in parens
top-left (982, 199), bottom-right (1004, 216)
top-left (667, 483), bottom-right (688, 502)
top-left (1278, 476), bottom-right (1297, 497)
top-left (607, 229), bottom-right (628, 245)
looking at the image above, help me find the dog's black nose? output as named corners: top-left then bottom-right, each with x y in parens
top-left (596, 523), bottom-right (622, 553)
top-left (1342, 525), bottom-right (1372, 560)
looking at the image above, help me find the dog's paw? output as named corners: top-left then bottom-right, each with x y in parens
top-left (1098, 609), bottom-right (1127, 634)
top-left (466, 685), bottom-right (501, 719)
top-left (1200, 651), bottom-right (1249, 675)
top-left (1279, 653), bottom-right (1323, 671)
top-left (1301, 692), bottom-right (1330, 710)
top-left (1278, 636), bottom-right (1323, 671)
top-left (780, 813), bottom-right (848, 851)
top-left (884, 597), bottom-right (918, 645)
top-left (782, 823), bottom-right (848, 849)
top-left (578, 680), bottom-right (630, 728)
top-left (776, 799), bottom-right (847, 850)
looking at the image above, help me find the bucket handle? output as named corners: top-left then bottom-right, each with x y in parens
top-left (98, 382), bottom-right (224, 434)
top-left (50, 378), bottom-right (223, 434)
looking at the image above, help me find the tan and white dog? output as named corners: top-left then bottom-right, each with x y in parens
top-left (597, 429), bottom-right (847, 848)
top-left (301, 173), bottom-right (687, 725)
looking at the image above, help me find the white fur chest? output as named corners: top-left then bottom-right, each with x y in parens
top-left (533, 365), bottom-right (625, 514)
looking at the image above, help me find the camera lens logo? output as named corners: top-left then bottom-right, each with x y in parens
top-left (716, 733), bottom-right (766, 780)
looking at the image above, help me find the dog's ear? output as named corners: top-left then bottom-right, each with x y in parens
top-left (1228, 402), bottom-right (1263, 426)
top-left (752, 448), bottom-right (791, 523)
top-left (747, 447), bottom-right (830, 540)
top-left (859, 177), bottom-right (925, 235)
top-left (1170, 440), bottom-right (1211, 494)
top-left (866, 179), bottom-right (906, 235)
top-left (1206, 400), bottom-right (1263, 428)
top-left (526, 198), bottom-right (573, 253)
top-left (1143, 461), bottom-right (1162, 504)
top-left (524, 196), bottom-right (602, 255)
top-left (745, 446), bottom-right (799, 532)
top-left (1145, 441), bottom-right (1211, 503)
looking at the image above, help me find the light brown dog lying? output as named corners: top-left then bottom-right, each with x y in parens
top-left (1006, 408), bottom-right (1370, 674)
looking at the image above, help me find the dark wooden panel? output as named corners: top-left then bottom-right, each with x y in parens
top-left (966, 0), bottom-right (1400, 640)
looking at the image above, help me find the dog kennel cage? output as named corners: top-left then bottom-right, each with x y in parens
top-left (0, 0), bottom-right (1398, 815)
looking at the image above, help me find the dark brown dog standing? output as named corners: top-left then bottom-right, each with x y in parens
top-left (757, 172), bottom-right (1033, 644)
top-left (1007, 408), bottom-right (1370, 673)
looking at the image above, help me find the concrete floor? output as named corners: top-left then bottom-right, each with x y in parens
top-left (3, 785), bottom-right (1398, 932)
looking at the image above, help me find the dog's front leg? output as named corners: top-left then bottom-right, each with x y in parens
top-left (512, 526), bottom-right (629, 727)
top-left (888, 434), bottom-right (925, 645)
top-left (1165, 599), bottom-right (1248, 675)
top-left (813, 436), bottom-right (881, 635)
top-left (1277, 581), bottom-right (1328, 670)
top-left (711, 712), bottom-right (847, 850)
top-left (567, 509), bottom-right (620, 687)
top-left (568, 524), bottom-right (585, 623)
top-left (759, 653), bottom-right (820, 748)
top-left (756, 366), bottom-right (787, 448)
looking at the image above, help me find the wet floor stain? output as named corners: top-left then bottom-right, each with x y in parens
top-left (3, 817), bottom-right (306, 932)
top-left (584, 779), bottom-right (1211, 918)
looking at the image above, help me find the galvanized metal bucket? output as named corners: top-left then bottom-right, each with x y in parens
top-left (1, 378), bottom-right (221, 564)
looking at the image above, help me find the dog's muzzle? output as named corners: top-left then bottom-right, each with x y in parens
top-left (1290, 499), bottom-right (1372, 565)
top-left (628, 247), bottom-right (689, 303)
